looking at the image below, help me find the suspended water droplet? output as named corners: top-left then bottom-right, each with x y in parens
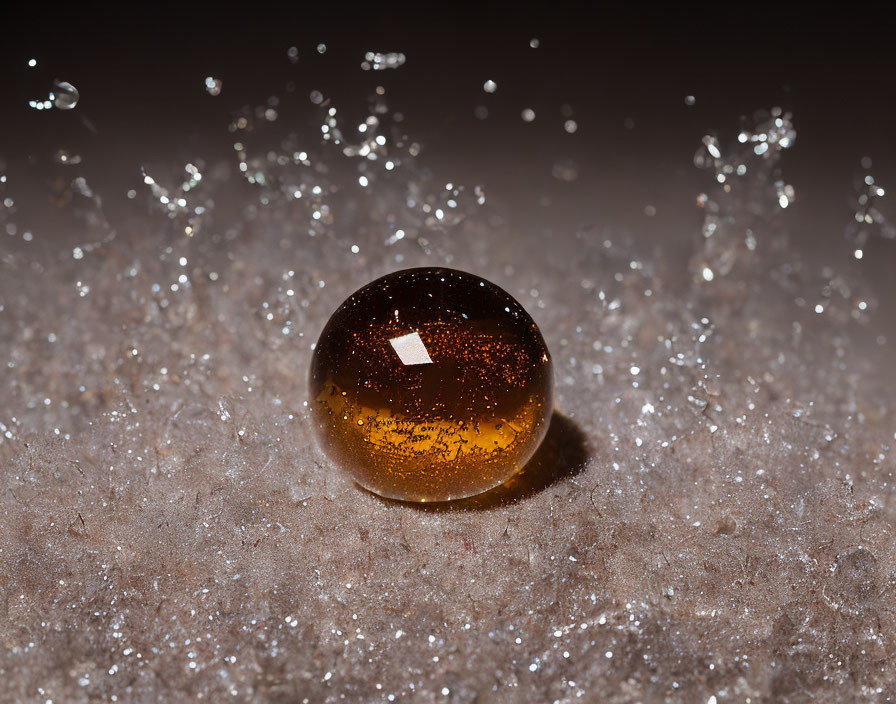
top-left (483, 80), bottom-right (497, 94)
top-left (552, 160), bottom-right (579, 182)
top-left (204, 77), bottom-right (222, 96)
top-left (361, 52), bottom-right (406, 71)
top-left (54, 149), bottom-right (82, 165)
top-left (52, 80), bottom-right (79, 110)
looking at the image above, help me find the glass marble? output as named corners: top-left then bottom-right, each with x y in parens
top-left (309, 267), bottom-right (554, 502)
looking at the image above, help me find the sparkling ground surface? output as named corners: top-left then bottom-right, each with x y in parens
top-left (2, 32), bottom-right (896, 704)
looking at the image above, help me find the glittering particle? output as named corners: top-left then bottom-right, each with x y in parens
top-left (684, 95), bottom-right (696, 105)
top-left (316, 43), bottom-right (327, 54)
top-left (27, 58), bottom-right (36, 67)
top-left (564, 119), bottom-right (578, 134)
top-left (483, 79), bottom-right (497, 93)
top-left (521, 108), bottom-right (536, 122)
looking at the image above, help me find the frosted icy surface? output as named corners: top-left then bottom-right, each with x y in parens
top-left (1, 59), bottom-right (895, 704)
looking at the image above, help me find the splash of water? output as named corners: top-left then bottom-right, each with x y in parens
top-left (692, 107), bottom-right (796, 282)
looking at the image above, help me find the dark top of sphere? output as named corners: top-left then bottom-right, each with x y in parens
top-left (309, 267), bottom-right (552, 420)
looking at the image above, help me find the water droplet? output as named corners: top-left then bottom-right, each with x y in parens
top-left (483, 80), bottom-right (497, 94)
top-left (204, 77), bottom-right (222, 96)
top-left (362, 52), bottom-right (406, 71)
top-left (552, 160), bottom-right (578, 182)
top-left (52, 80), bottom-right (79, 110)
top-left (521, 108), bottom-right (536, 122)
top-left (54, 150), bottom-right (82, 165)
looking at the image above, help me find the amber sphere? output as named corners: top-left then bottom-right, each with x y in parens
top-left (308, 267), bottom-right (553, 502)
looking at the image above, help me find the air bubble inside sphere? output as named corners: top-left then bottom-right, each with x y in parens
top-left (309, 268), bottom-right (554, 502)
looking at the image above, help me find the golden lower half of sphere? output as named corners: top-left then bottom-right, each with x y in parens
top-left (309, 267), bottom-right (553, 502)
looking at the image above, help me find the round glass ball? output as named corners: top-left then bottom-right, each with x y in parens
top-left (309, 267), bottom-right (553, 502)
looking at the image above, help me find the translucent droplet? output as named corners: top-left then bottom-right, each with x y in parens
top-left (483, 80), bottom-right (497, 94)
top-left (521, 108), bottom-right (536, 122)
top-left (552, 160), bottom-right (579, 182)
top-left (52, 80), bottom-right (79, 110)
top-left (362, 52), bottom-right (406, 71)
top-left (204, 77), bottom-right (222, 96)
top-left (54, 149), bottom-right (82, 165)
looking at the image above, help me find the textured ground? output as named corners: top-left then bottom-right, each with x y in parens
top-left (2, 45), bottom-right (896, 704)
